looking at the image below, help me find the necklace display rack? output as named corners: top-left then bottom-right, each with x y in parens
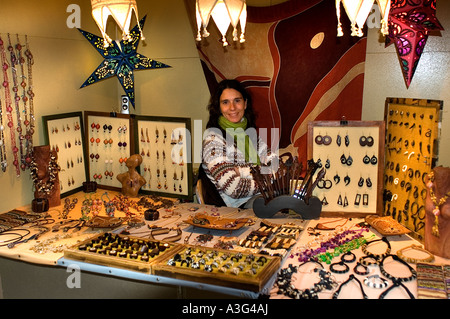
top-left (42, 112), bottom-right (86, 197)
top-left (383, 97), bottom-right (442, 241)
top-left (307, 120), bottom-right (385, 217)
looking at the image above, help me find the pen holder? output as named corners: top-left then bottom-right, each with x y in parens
top-left (252, 195), bottom-right (322, 219)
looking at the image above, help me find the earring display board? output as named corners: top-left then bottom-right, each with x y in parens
top-left (134, 115), bottom-right (193, 200)
top-left (383, 97), bottom-right (442, 242)
top-left (307, 120), bottom-right (385, 217)
top-left (84, 111), bottom-right (133, 191)
top-left (42, 112), bottom-right (86, 197)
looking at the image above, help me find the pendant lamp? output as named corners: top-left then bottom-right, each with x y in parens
top-left (336, 0), bottom-right (391, 37)
top-left (91, 0), bottom-right (145, 47)
top-left (195, 0), bottom-right (247, 46)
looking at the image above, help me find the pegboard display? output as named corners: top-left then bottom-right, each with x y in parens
top-left (84, 111), bottom-right (133, 191)
top-left (307, 120), bottom-right (385, 217)
top-left (383, 97), bottom-right (442, 241)
top-left (42, 112), bottom-right (87, 197)
top-left (134, 115), bottom-right (193, 201)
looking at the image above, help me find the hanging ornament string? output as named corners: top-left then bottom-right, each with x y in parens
top-left (24, 35), bottom-right (35, 163)
top-left (7, 33), bottom-right (25, 171)
top-left (0, 99), bottom-right (6, 172)
top-left (29, 151), bottom-right (60, 197)
top-left (15, 34), bottom-right (32, 168)
top-left (0, 35), bottom-right (20, 177)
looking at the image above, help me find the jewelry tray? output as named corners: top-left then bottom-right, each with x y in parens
top-left (64, 232), bottom-right (181, 273)
top-left (183, 213), bottom-right (250, 231)
top-left (152, 244), bottom-right (281, 292)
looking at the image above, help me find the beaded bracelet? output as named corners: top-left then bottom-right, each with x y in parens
top-left (330, 261), bottom-right (350, 274)
top-left (359, 255), bottom-right (379, 266)
top-left (333, 274), bottom-right (368, 299)
top-left (361, 236), bottom-right (391, 260)
top-left (396, 244), bottom-right (434, 264)
top-left (379, 254), bottom-right (417, 283)
top-left (353, 262), bottom-right (370, 275)
top-left (364, 274), bottom-right (389, 289)
top-left (340, 251), bottom-right (356, 263)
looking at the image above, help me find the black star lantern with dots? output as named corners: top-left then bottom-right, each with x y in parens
top-left (78, 15), bottom-right (170, 108)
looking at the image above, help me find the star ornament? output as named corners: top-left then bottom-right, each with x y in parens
top-left (385, 0), bottom-right (444, 88)
top-left (79, 15), bottom-right (170, 108)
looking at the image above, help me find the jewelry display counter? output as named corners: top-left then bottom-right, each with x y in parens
top-left (0, 189), bottom-right (449, 299)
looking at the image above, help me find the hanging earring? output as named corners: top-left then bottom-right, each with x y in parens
top-left (366, 177), bottom-right (372, 188)
top-left (363, 194), bottom-right (369, 205)
top-left (344, 174), bottom-right (351, 186)
top-left (354, 193), bottom-right (361, 205)
top-left (340, 153), bottom-right (347, 164)
top-left (345, 134), bottom-right (350, 146)
top-left (325, 158), bottom-right (330, 169)
top-left (334, 173), bottom-right (340, 184)
top-left (315, 134), bottom-right (324, 145)
top-left (322, 196), bottom-right (329, 206)
top-left (363, 154), bottom-right (371, 164)
top-left (370, 155), bottom-right (378, 165)
top-left (358, 177), bottom-right (364, 187)
top-left (337, 194), bottom-right (343, 206)
top-left (336, 133), bottom-right (341, 146)
top-left (346, 155), bottom-right (353, 166)
top-left (322, 134), bottom-right (332, 145)
top-left (343, 195), bottom-right (348, 207)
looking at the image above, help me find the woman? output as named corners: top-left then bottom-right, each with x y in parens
top-left (199, 79), bottom-right (278, 208)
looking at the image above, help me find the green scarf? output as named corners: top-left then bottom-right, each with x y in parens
top-left (218, 116), bottom-right (260, 165)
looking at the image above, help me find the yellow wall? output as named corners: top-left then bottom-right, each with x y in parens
top-left (0, 0), bottom-right (448, 213)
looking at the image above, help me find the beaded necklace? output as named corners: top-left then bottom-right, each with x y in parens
top-left (15, 34), bottom-right (33, 168)
top-left (427, 171), bottom-right (450, 237)
top-left (29, 152), bottom-right (60, 197)
top-left (0, 99), bottom-right (6, 172)
top-left (7, 34), bottom-right (25, 171)
top-left (0, 35), bottom-right (20, 176)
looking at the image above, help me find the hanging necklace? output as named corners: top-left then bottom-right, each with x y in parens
top-left (7, 33), bottom-right (25, 171)
top-left (29, 152), bottom-right (60, 197)
top-left (0, 35), bottom-right (20, 176)
top-left (427, 172), bottom-right (449, 237)
top-left (0, 99), bottom-right (6, 172)
top-left (15, 34), bottom-right (33, 168)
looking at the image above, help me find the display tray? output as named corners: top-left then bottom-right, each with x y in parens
top-left (183, 213), bottom-right (250, 231)
top-left (64, 232), bottom-right (180, 273)
top-left (152, 245), bottom-right (281, 292)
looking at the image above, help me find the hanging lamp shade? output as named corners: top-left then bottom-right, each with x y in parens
top-left (196, 0), bottom-right (247, 46)
top-left (336, 0), bottom-right (391, 37)
top-left (91, 0), bottom-right (144, 47)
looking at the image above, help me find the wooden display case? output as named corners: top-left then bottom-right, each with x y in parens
top-left (307, 120), bottom-right (385, 217)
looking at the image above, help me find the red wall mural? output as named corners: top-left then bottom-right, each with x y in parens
top-left (186, 0), bottom-right (367, 165)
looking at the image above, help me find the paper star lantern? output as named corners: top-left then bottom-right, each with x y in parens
top-left (386, 0), bottom-right (443, 87)
top-left (79, 16), bottom-right (171, 108)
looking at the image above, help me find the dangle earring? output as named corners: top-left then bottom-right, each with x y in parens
top-left (358, 177), bottom-right (364, 187)
top-left (337, 194), bottom-right (343, 206)
top-left (343, 195), bottom-right (349, 207)
top-left (336, 133), bottom-right (341, 146)
top-left (345, 134), bottom-right (350, 146)
top-left (322, 196), bottom-right (329, 206)
top-left (354, 193), bottom-right (361, 206)
top-left (334, 173), bottom-right (340, 184)
top-left (325, 158), bottom-right (331, 169)
top-left (344, 174), bottom-right (351, 186)
top-left (363, 194), bottom-right (369, 205)
top-left (366, 177), bottom-right (372, 188)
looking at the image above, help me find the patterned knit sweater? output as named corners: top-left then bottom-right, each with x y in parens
top-left (202, 127), bottom-right (278, 207)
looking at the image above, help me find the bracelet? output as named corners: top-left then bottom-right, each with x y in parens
top-left (329, 261), bottom-right (350, 274)
top-left (364, 274), bottom-right (389, 289)
top-left (353, 262), bottom-right (370, 275)
top-left (359, 255), bottom-right (379, 266)
top-left (379, 254), bottom-right (417, 283)
top-left (333, 274), bottom-right (368, 299)
top-left (396, 244), bottom-right (434, 264)
top-left (361, 236), bottom-right (391, 260)
top-left (340, 251), bottom-right (356, 263)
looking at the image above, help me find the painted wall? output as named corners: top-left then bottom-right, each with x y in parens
top-left (0, 0), bottom-right (448, 214)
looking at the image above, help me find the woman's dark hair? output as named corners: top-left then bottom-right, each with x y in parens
top-left (206, 79), bottom-right (257, 129)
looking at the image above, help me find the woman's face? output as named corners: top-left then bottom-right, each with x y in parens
top-left (219, 88), bottom-right (247, 123)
